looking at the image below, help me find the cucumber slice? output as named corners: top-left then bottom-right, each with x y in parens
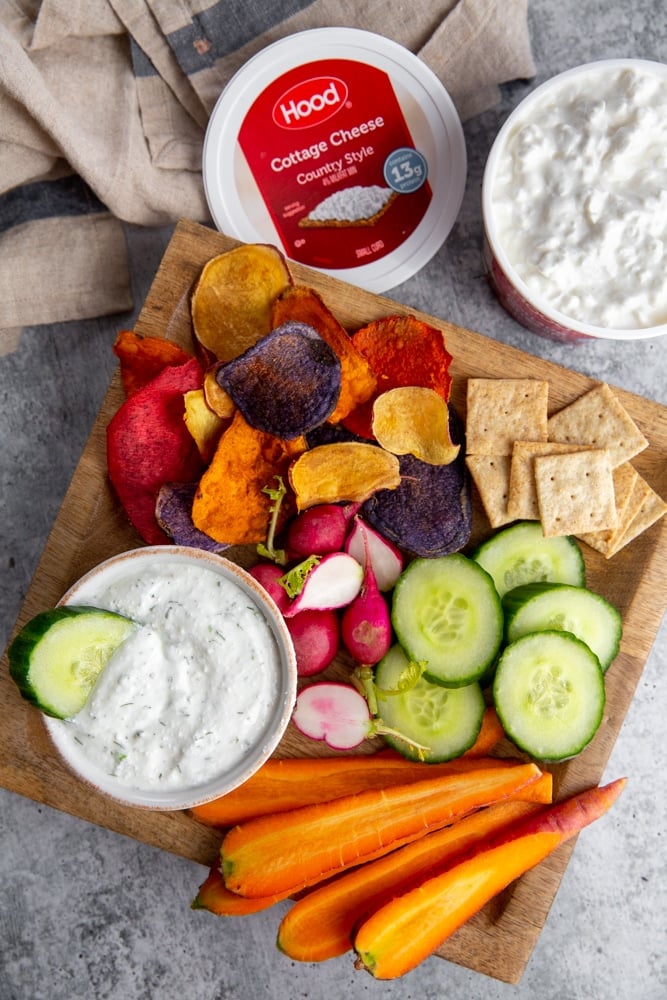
top-left (493, 630), bottom-right (605, 762)
top-left (374, 644), bottom-right (485, 762)
top-left (391, 554), bottom-right (503, 687)
top-left (471, 521), bottom-right (585, 598)
top-left (8, 606), bottom-right (136, 719)
top-left (503, 582), bottom-right (622, 672)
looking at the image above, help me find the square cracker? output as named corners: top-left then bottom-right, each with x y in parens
top-left (466, 455), bottom-right (513, 528)
top-left (507, 441), bottom-right (585, 521)
top-left (606, 476), bottom-right (667, 556)
top-left (466, 379), bottom-right (548, 456)
top-left (547, 382), bottom-right (648, 468)
top-left (534, 448), bottom-right (617, 537)
top-left (577, 463), bottom-right (640, 555)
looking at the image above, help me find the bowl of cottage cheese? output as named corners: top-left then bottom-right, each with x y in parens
top-left (482, 59), bottom-right (667, 343)
top-left (43, 546), bottom-right (298, 810)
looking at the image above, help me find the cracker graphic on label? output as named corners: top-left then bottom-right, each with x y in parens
top-left (299, 185), bottom-right (397, 227)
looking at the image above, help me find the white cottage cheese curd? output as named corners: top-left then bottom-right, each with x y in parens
top-left (54, 561), bottom-right (281, 793)
top-left (490, 63), bottom-right (667, 330)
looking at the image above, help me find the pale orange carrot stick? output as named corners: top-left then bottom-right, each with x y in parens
top-left (220, 762), bottom-right (542, 899)
top-left (277, 798), bottom-right (542, 962)
top-left (353, 778), bottom-right (627, 979)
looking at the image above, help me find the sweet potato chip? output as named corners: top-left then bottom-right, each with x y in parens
top-left (271, 285), bottom-right (376, 422)
top-left (362, 407), bottom-right (472, 557)
top-left (112, 330), bottom-right (192, 397)
top-left (289, 442), bottom-right (401, 511)
top-left (203, 364), bottom-right (236, 419)
top-left (343, 314), bottom-right (454, 438)
top-left (183, 388), bottom-right (228, 462)
top-left (156, 482), bottom-right (230, 553)
top-left (107, 357), bottom-right (205, 544)
top-left (372, 387), bottom-right (461, 465)
top-left (192, 410), bottom-right (304, 544)
top-left (217, 321), bottom-right (341, 439)
top-left (191, 244), bottom-right (292, 362)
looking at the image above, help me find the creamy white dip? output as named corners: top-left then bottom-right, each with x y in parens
top-left (490, 64), bottom-right (667, 329)
top-left (54, 562), bottom-right (281, 792)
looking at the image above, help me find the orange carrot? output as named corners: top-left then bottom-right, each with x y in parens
top-left (463, 706), bottom-right (505, 757)
top-left (353, 777), bottom-right (627, 979)
top-left (192, 866), bottom-right (287, 917)
top-left (190, 729), bottom-right (517, 831)
top-left (220, 762), bottom-right (542, 899)
top-left (277, 798), bottom-right (542, 962)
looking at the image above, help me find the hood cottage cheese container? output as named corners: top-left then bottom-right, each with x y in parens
top-left (203, 28), bottom-right (467, 292)
top-left (482, 59), bottom-right (667, 343)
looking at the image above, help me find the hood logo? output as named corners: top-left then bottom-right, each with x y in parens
top-left (273, 77), bottom-right (348, 129)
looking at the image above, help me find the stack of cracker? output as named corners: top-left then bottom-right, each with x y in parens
top-left (465, 379), bottom-right (667, 558)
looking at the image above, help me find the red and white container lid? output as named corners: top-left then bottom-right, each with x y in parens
top-left (203, 28), bottom-right (467, 293)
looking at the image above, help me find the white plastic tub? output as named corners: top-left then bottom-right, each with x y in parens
top-left (203, 28), bottom-right (467, 293)
top-left (482, 59), bottom-right (667, 343)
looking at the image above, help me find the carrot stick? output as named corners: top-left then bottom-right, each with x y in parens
top-left (463, 706), bottom-right (505, 756)
top-left (190, 721), bottom-right (517, 830)
top-left (277, 798), bottom-right (542, 962)
top-left (220, 762), bottom-right (542, 899)
top-left (353, 777), bottom-right (627, 979)
top-left (192, 866), bottom-right (287, 917)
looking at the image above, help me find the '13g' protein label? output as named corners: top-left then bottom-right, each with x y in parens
top-left (237, 60), bottom-right (432, 270)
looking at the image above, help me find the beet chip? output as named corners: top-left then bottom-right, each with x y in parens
top-left (361, 408), bottom-right (472, 557)
top-left (217, 321), bottom-right (341, 439)
top-left (107, 358), bottom-right (205, 545)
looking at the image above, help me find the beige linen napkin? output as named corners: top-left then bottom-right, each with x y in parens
top-left (0, 0), bottom-right (535, 353)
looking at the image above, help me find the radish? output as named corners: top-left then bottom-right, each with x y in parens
top-left (344, 517), bottom-right (403, 592)
top-left (283, 552), bottom-right (363, 617)
top-left (248, 561), bottom-right (292, 614)
top-left (292, 681), bottom-right (430, 753)
top-left (285, 608), bottom-right (340, 677)
top-left (286, 503), bottom-right (359, 558)
top-left (341, 529), bottom-right (392, 664)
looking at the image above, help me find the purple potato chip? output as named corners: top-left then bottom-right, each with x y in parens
top-left (156, 482), bottom-right (230, 553)
top-left (217, 321), bottom-right (341, 440)
top-left (361, 407), bottom-right (472, 557)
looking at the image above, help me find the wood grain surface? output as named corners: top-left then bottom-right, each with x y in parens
top-left (2, 219), bottom-right (666, 983)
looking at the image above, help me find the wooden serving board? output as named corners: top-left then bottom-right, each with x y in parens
top-left (2, 219), bottom-right (666, 984)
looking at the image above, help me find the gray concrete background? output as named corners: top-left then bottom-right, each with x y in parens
top-left (2, 2), bottom-right (666, 998)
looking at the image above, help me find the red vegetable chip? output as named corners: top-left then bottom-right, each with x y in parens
top-left (107, 358), bottom-right (205, 544)
top-left (342, 315), bottom-right (454, 439)
top-left (112, 330), bottom-right (193, 398)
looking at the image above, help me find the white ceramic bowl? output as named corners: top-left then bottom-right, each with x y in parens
top-left (43, 546), bottom-right (297, 810)
top-left (482, 59), bottom-right (667, 343)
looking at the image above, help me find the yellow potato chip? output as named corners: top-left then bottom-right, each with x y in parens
top-left (183, 388), bottom-right (227, 462)
top-left (289, 442), bottom-right (401, 510)
top-left (372, 387), bottom-right (460, 465)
